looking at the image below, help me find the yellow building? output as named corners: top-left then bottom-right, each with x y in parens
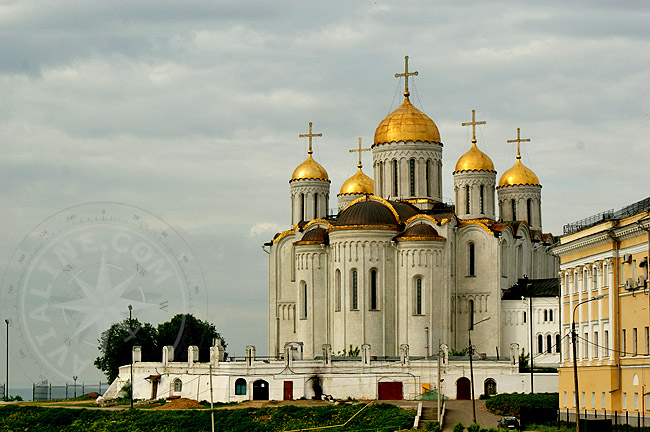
top-left (552, 197), bottom-right (650, 416)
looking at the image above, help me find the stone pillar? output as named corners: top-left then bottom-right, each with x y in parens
top-left (322, 344), bottom-right (332, 366)
top-left (510, 343), bottom-right (520, 367)
top-left (188, 345), bottom-right (199, 367)
top-left (400, 344), bottom-right (410, 366)
top-left (245, 345), bottom-right (255, 367)
top-left (132, 346), bottom-right (141, 363)
top-left (162, 346), bottom-right (174, 365)
top-left (361, 343), bottom-right (371, 366)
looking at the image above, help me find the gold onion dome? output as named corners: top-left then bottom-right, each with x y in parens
top-left (374, 96), bottom-right (441, 145)
top-left (454, 140), bottom-right (495, 173)
top-left (498, 159), bottom-right (540, 187)
top-left (339, 168), bottom-right (374, 195)
top-left (291, 154), bottom-right (329, 181)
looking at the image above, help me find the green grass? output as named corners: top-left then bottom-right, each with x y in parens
top-left (0, 402), bottom-right (415, 432)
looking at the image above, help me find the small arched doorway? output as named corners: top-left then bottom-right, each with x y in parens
top-left (457, 377), bottom-right (471, 400)
top-left (484, 378), bottom-right (497, 396)
top-left (253, 380), bottom-right (269, 400)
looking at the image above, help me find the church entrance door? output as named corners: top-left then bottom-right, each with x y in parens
top-left (253, 380), bottom-right (269, 400)
top-left (378, 382), bottom-right (403, 400)
top-left (283, 381), bottom-right (293, 400)
top-left (456, 377), bottom-right (471, 400)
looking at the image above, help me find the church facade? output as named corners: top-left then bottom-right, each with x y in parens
top-left (267, 60), bottom-right (559, 361)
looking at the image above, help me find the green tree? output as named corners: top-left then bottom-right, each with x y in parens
top-left (156, 314), bottom-right (226, 362)
top-left (94, 318), bottom-right (157, 382)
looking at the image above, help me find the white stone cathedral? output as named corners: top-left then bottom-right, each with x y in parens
top-left (268, 59), bottom-right (558, 361)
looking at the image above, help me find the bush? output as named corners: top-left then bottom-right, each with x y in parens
top-left (453, 421), bottom-right (466, 432)
top-left (485, 392), bottom-right (559, 417)
top-left (426, 420), bottom-right (441, 431)
top-left (468, 423), bottom-right (480, 432)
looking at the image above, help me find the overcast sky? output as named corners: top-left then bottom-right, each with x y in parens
top-left (0, 1), bottom-right (649, 385)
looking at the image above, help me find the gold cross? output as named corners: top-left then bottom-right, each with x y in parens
top-left (349, 137), bottom-right (371, 168)
top-left (506, 127), bottom-right (531, 160)
top-left (395, 55), bottom-right (418, 97)
top-left (461, 109), bottom-right (486, 143)
top-left (299, 122), bottom-right (322, 155)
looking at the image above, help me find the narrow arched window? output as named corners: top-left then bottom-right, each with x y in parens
top-left (173, 378), bottom-right (182, 392)
top-left (300, 193), bottom-right (305, 222)
top-left (370, 269), bottom-right (378, 310)
top-left (301, 282), bottom-right (308, 319)
top-left (335, 269), bottom-right (341, 312)
top-left (235, 378), bottom-right (247, 395)
top-left (523, 311), bottom-right (526, 323)
top-left (314, 194), bottom-right (318, 219)
top-left (546, 334), bottom-right (552, 353)
top-left (393, 160), bottom-right (398, 197)
top-left (480, 185), bottom-right (485, 214)
top-left (538, 334), bottom-right (543, 353)
top-left (527, 199), bottom-right (532, 225)
top-left (426, 161), bottom-right (431, 196)
top-left (511, 199), bottom-right (517, 220)
top-left (465, 185), bottom-right (470, 214)
top-left (556, 334), bottom-right (561, 353)
top-left (409, 159), bottom-right (415, 196)
top-left (544, 309), bottom-right (548, 322)
top-left (469, 299), bottom-right (475, 328)
top-left (468, 243), bottom-right (475, 276)
top-left (416, 278), bottom-right (423, 315)
top-left (351, 270), bottom-right (358, 310)
top-left (549, 309), bottom-right (553, 322)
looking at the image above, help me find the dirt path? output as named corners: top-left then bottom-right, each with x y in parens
top-left (442, 400), bottom-right (501, 431)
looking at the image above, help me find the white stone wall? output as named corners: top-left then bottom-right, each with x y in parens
top-left (453, 171), bottom-right (497, 220)
top-left (497, 185), bottom-right (542, 231)
top-left (290, 178), bottom-right (330, 225)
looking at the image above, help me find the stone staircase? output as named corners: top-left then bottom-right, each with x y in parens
top-left (418, 405), bottom-right (438, 429)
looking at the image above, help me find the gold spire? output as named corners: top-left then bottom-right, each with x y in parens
top-left (454, 109), bottom-right (494, 173)
top-left (340, 137), bottom-right (374, 195)
top-left (291, 122), bottom-right (329, 181)
top-left (349, 137), bottom-right (371, 168)
top-left (498, 128), bottom-right (540, 187)
top-left (395, 55), bottom-right (419, 97)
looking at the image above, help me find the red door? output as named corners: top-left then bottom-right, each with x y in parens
top-left (457, 377), bottom-right (471, 400)
top-left (378, 382), bottom-right (403, 400)
top-left (283, 381), bottom-right (293, 400)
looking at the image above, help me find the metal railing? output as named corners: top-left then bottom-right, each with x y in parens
top-left (559, 408), bottom-right (650, 428)
top-left (563, 196), bottom-right (650, 235)
top-left (32, 382), bottom-right (109, 401)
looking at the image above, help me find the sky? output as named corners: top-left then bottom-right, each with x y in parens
top-left (0, 1), bottom-right (649, 386)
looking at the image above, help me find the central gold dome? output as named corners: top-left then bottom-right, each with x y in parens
top-left (454, 141), bottom-right (495, 173)
top-left (374, 97), bottom-right (441, 145)
top-left (339, 168), bottom-right (374, 195)
top-left (291, 154), bottom-right (329, 181)
top-left (498, 159), bottom-right (540, 187)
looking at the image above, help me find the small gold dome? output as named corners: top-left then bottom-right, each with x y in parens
top-left (498, 159), bottom-right (540, 187)
top-left (339, 168), bottom-right (374, 195)
top-left (374, 97), bottom-right (441, 145)
top-left (291, 154), bottom-right (329, 181)
top-left (454, 141), bottom-right (495, 173)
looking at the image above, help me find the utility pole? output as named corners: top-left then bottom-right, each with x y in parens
top-left (437, 344), bottom-right (443, 424)
top-left (4, 319), bottom-right (8, 401)
top-left (529, 293), bottom-right (534, 394)
top-left (469, 316), bottom-right (491, 425)
top-left (209, 364), bottom-right (215, 432)
top-left (128, 305), bottom-right (133, 409)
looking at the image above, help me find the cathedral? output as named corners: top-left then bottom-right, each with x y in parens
top-left (267, 57), bottom-right (559, 360)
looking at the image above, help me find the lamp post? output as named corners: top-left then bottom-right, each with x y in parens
top-left (4, 319), bottom-right (8, 401)
top-left (469, 316), bottom-right (491, 424)
top-left (128, 304), bottom-right (133, 409)
top-left (425, 327), bottom-right (430, 358)
top-left (73, 376), bottom-right (78, 399)
top-left (572, 295), bottom-right (605, 432)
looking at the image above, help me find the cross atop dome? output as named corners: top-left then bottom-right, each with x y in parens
top-left (395, 55), bottom-right (418, 97)
top-left (349, 137), bottom-right (370, 169)
top-left (299, 122), bottom-right (322, 155)
top-left (507, 127), bottom-right (531, 160)
top-left (461, 109), bottom-right (486, 143)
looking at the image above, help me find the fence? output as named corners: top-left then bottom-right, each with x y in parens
top-left (559, 408), bottom-right (650, 428)
top-left (32, 382), bottom-right (109, 401)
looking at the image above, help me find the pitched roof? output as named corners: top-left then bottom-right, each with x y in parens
top-left (501, 277), bottom-right (559, 299)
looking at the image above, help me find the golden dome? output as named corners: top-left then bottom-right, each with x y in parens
top-left (374, 96), bottom-right (441, 145)
top-left (498, 159), bottom-right (540, 187)
top-left (454, 140), bottom-right (495, 173)
top-left (291, 154), bottom-right (329, 181)
top-left (339, 168), bottom-right (374, 195)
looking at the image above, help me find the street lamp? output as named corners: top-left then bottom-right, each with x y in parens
top-left (469, 316), bottom-right (491, 424)
top-left (73, 376), bottom-right (78, 399)
top-left (572, 295), bottom-right (605, 432)
top-left (425, 327), bottom-right (430, 358)
top-left (128, 304), bottom-right (133, 409)
top-left (4, 319), bottom-right (8, 401)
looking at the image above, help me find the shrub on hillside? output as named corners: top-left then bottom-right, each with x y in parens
top-left (484, 393), bottom-right (558, 417)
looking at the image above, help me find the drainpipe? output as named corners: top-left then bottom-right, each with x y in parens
top-left (607, 227), bottom-right (621, 395)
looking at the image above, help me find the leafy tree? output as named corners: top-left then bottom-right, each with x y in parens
top-left (94, 318), bottom-right (157, 382)
top-left (156, 314), bottom-right (226, 362)
top-left (518, 348), bottom-right (530, 372)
